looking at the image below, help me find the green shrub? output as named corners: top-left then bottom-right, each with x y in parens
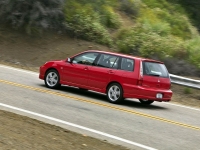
top-left (120, 0), bottom-right (141, 17)
top-left (100, 6), bottom-right (122, 29)
top-left (185, 37), bottom-right (200, 68)
top-left (65, 9), bottom-right (113, 46)
top-left (138, 17), bottom-right (171, 36)
top-left (0, 0), bottom-right (65, 34)
top-left (116, 25), bottom-right (184, 59)
top-left (139, 5), bottom-right (198, 40)
top-left (184, 87), bottom-right (192, 94)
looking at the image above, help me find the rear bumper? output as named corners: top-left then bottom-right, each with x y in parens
top-left (124, 86), bottom-right (172, 102)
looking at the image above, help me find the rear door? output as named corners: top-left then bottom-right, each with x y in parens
top-left (118, 57), bottom-right (139, 95)
top-left (87, 53), bottom-right (120, 90)
top-left (142, 61), bottom-right (171, 89)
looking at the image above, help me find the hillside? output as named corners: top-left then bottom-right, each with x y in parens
top-left (0, 1), bottom-right (200, 149)
top-left (0, 0), bottom-right (200, 77)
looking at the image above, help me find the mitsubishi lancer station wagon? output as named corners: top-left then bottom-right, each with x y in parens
top-left (39, 50), bottom-right (172, 105)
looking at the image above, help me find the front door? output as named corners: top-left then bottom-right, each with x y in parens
top-left (63, 52), bottom-right (99, 87)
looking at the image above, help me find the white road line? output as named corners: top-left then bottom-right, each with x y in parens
top-left (0, 64), bottom-right (38, 75)
top-left (0, 103), bottom-right (157, 150)
top-left (1, 64), bottom-right (200, 112)
top-left (166, 103), bottom-right (200, 111)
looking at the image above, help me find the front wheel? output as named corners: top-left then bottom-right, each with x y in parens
top-left (107, 83), bottom-right (124, 104)
top-left (139, 99), bottom-right (154, 105)
top-left (45, 69), bottom-right (61, 89)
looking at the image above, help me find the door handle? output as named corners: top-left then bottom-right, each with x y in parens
top-left (108, 70), bottom-right (114, 74)
top-left (84, 67), bottom-right (88, 70)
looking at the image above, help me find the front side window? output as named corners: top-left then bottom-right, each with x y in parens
top-left (121, 58), bottom-right (134, 71)
top-left (72, 52), bottom-right (98, 66)
top-left (143, 61), bottom-right (169, 78)
top-left (97, 54), bottom-right (119, 69)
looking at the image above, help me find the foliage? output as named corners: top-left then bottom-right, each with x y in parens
top-left (184, 87), bottom-right (192, 94)
top-left (0, 0), bottom-right (65, 34)
top-left (185, 37), bottom-right (200, 69)
top-left (65, 11), bottom-right (113, 46)
top-left (167, 0), bottom-right (200, 31)
top-left (65, 0), bottom-right (121, 29)
top-left (64, 1), bottom-right (113, 46)
top-left (116, 25), bottom-right (184, 59)
top-left (138, 2), bottom-right (199, 39)
top-left (119, 0), bottom-right (141, 18)
top-left (100, 6), bottom-right (122, 29)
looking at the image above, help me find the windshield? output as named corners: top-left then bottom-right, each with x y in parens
top-left (142, 61), bottom-right (169, 78)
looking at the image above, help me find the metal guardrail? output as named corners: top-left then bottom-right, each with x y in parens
top-left (169, 74), bottom-right (200, 89)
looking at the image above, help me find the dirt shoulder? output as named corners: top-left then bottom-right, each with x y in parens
top-left (0, 26), bottom-right (200, 150)
top-left (0, 110), bottom-right (128, 150)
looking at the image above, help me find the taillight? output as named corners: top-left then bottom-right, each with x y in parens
top-left (138, 61), bottom-right (143, 86)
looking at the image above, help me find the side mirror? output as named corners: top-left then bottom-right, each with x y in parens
top-left (67, 58), bottom-right (71, 63)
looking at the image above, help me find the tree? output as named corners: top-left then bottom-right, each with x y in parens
top-left (0, 0), bottom-right (65, 33)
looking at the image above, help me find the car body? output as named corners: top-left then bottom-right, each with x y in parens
top-left (39, 50), bottom-right (172, 105)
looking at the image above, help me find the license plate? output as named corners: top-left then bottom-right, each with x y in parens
top-left (156, 93), bottom-right (163, 99)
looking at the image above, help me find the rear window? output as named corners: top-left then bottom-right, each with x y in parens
top-left (143, 61), bottom-right (169, 78)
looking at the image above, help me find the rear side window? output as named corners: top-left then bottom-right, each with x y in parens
top-left (121, 58), bottom-right (134, 71)
top-left (143, 61), bottom-right (169, 78)
top-left (97, 54), bottom-right (119, 68)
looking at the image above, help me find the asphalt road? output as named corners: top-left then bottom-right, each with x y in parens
top-left (0, 64), bottom-right (200, 150)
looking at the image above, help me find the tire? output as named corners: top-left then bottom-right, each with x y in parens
top-left (107, 83), bottom-right (124, 104)
top-left (45, 69), bottom-right (61, 89)
top-left (139, 99), bottom-right (154, 105)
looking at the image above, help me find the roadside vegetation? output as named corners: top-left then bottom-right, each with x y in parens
top-left (0, 0), bottom-right (200, 76)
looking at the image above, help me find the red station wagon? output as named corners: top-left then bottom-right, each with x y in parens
top-left (39, 50), bottom-right (172, 105)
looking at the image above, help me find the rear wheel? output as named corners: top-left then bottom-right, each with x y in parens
top-left (107, 83), bottom-right (123, 104)
top-left (45, 69), bottom-right (61, 89)
top-left (139, 99), bottom-right (154, 105)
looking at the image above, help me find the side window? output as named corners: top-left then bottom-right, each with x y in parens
top-left (97, 54), bottom-right (119, 69)
top-left (72, 52), bottom-right (98, 66)
top-left (121, 58), bottom-right (134, 71)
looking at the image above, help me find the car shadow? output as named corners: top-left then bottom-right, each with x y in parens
top-left (122, 99), bottom-right (168, 110)
top-left (38, 84), bottom-right (168, 110)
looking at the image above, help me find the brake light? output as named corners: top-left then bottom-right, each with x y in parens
top-left (138, 61), bottom-right (143, 86)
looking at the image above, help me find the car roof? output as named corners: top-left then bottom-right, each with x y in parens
top-left (84, 50), bottom-right (164, 64)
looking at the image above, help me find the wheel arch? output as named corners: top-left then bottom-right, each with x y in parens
top-left (45, 67), bottom-right (59, 76)
top-left (106, 81), bottom-right (124, 93)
